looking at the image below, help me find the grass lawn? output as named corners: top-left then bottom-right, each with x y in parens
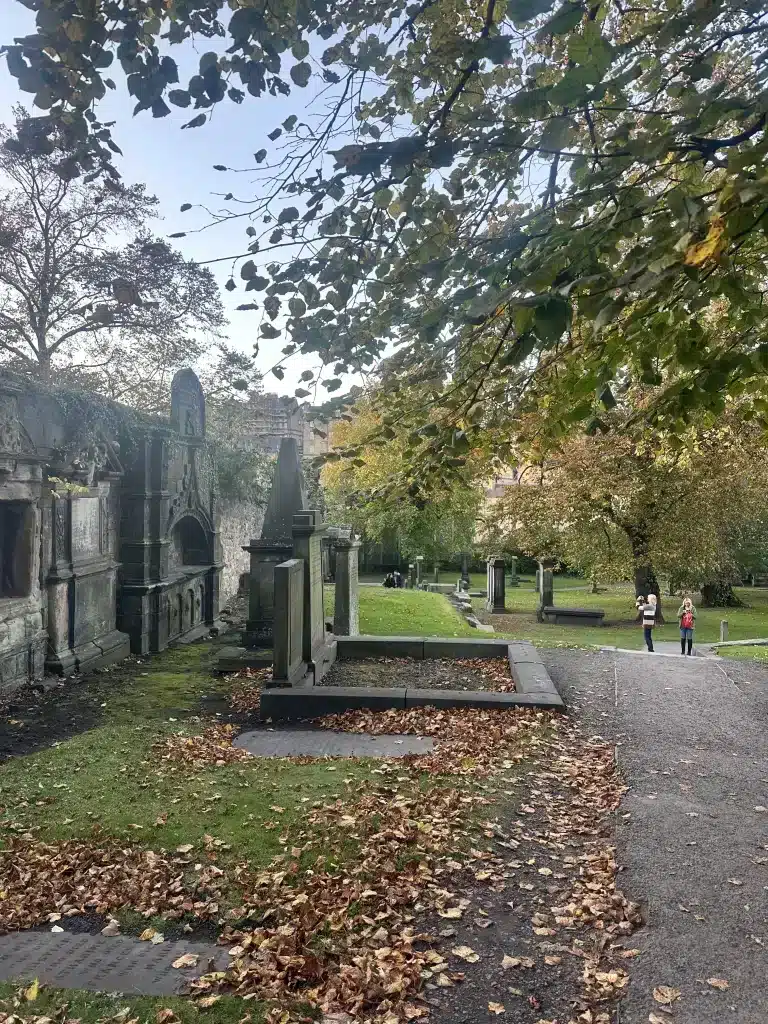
top-left (325, 584), bottom-right (476, 636)
top-left (331, 578), bottom-right (768, 651)
top-left (714, 644), bottom-right (768, 662)
top-left (0, 983), bottom-right (256, 1024)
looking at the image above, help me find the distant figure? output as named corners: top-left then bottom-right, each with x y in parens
top-left (394, 571), bottom-right (404, 589)
top-left (641, 593), bottom-right (658, 652)
top-left (383, 573), bottom-right (395, 589)
top-left (677, 596), bottom-right (696, 656)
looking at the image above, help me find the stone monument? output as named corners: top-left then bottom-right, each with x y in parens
top-left (333, 535), bottom-right (360, 636)
top-left (292, 509), bottom-right (335, 682)
top-left (243, 437), bottom-right (306, 647)
top-left (272, 558), bottom-right (305, 685)
top-left (536, 559), bottom-right (554, 622)
top-left (508, 555), bottom-right (519, 588)
top-left (485, 556), bottom-right (506, 614)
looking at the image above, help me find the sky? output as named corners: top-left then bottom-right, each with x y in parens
top-left (0, 4), bottom-right (362, 400)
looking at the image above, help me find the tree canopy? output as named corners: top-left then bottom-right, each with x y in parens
top-left (5, 0), bottom-right (768, 464)
top-left (486, 397), bottom-right (768, 605)
top-left (0, 109), bottom-right (233, 411)
top-left (322, 402), bottom-right (482, 564)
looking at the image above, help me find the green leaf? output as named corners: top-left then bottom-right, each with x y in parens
top-left (278, 206), bottom-right (299, 224)
top-left (261, 323), bottom-right (281, 338)
top-left (254, 149), bottom-right (267, 163)
top-left (374, 187), bottom-right (394, 209)
top-left (225, 278), bottom-right (236, 292)
top-left (324, 378), bottom-right (343, 391)
top-left (168, 90), bottom-right (190, 107)
top-left (272, 366), bottom-right (285, 380)
top-left (508, 0), bottom-right (556, 20)
top-left (180, 203), bottom-right (192, 212)
top-left (181, 113), bottom-right (206, 129)
top-left (537, 3), bottom-right (583, 38)
top-left (294, 387), bottom-right (311, 398)
top-left (292, 40), bottom-right (310, 60)
top-left (535, 298), bottom-right (570, 342)
top-left (290, 62), bottom-right (312, 88)
top-left (289, 296), bottom-right (307, 317)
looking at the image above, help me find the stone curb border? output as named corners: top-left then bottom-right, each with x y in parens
top-left (260, 637), bottom-right (564, 720)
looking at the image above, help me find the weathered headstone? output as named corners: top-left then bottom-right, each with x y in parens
top-left (408, 563), bottom-right (416, 589)
top-left (415, 555), bottom-right (424, 584)
top-left (720, 619), bottom-right (728, 642)
top-left (292, 509), bottom-right (333, 680)
top-left (272, 559), bottom-right (306, 684)
top-left (333, 537), bottom-right (360, 636)
top-left (486, 556), bottom-right (506, 613)
top-left (244, 437), bottom-right (306, 647)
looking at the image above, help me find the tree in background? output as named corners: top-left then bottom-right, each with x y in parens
top-left (487, 404), bottom-right (768, 608)
top-left (0, 110), bottom-right (229, 411)
top-left (321, 402), bottom-right (482, 565)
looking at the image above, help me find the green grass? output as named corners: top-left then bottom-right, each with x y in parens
top-left (0, 643), bottom-right (370, 869)
top-left (0, 982), bottom-right (266, 1024)
top-left (325, 585), bottom-right (476, 636)
top-left (715, 643), bottom-right (768, 662)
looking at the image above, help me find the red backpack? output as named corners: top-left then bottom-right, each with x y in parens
top-left (681, 610), bottom-right (693, 629)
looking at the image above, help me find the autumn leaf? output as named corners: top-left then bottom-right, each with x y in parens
top-left (156, 1011), bottom-right (179, 1024)
top-left (175, 843), bottom-right (194, 854)
top-left (452, 945), bottom-right (480, 963)
top-left (706, 977), bottom-right (729, 991)
top-left (23, 979), bottom-right (39, 1002)
top-left (197, 996), bottom-right (221, 1007)
top-left (438, 907), bottom-right (463, 919)
top-left (172, 953), bottom-right (200, 969)
top-left (653, 985), bottom-right (681, 1004)
top-left (684, 216), bottom-right (725, 266)
top-left (487, 1002), bottom-right (505, 1015)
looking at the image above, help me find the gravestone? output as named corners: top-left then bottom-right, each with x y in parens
top-left (244, 438), bottom-right (306, 647)
top-left (536, 560), bottom-right (554, 622)
top-left (408, 563), bottom-right (416, 589)
top-left (333, 537), bottom-right (360, 636)
top-left (272, 559), bottom-right (306, 685)
top-left (485, 556), bottom-right (506, 613)
top-left (433, 566), bottom-right (440, 585)
top-left (292, 509), bottom-right (334, 681)
top-left (508, 555), bottom-right (519, 588)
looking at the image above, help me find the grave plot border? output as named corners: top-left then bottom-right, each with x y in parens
top-left (259, 636), bottom-right (564, 720)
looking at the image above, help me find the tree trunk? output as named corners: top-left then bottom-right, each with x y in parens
top-left (629, 532), bottom-right (664, 620)
top-left (700, 581), bottom-right (743, 607)
top-left (37, 351), bottom-right (52, 382)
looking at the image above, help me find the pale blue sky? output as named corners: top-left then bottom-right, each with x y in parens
top-left (1, 4), bottom-right (355, 397)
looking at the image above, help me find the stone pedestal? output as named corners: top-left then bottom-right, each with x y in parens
top-left (408, 564), bottom-right (416, 589)
top-left (333, 537), bottom-right (360, 636)
top-left (243, 539), bottom-right (292, 647)
top-left (485, 557), bottom-right (506, 613)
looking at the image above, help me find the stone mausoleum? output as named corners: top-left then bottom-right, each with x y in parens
top-left (0, 368), bottom-right (223, 692)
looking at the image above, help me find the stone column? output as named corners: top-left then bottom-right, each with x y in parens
top-left (485, 557), bottom-right (506, 613)
top-left (508, 555), bottom-right (519, 587)
top-left (292, 510), bottom-right (327, 667)
top-left (408, 563), bottom-right (416, 589)
top-left (333, 537), bottom-right (360, 636)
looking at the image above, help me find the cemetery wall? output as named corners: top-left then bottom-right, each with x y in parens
top-left (218, 497), bottom-right (265, 603)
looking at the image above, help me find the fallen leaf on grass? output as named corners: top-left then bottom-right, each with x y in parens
top-left (175, 843), bottom-right (194, 854)
top-left (438, 907), bottom-right (463, 919)
top-left (172, 953), bottom-right (200, 969)
top-left (196, 996), bottom-right (221, 1008)
top-left (488, 1002), bottom-right (505, 1015)
top-left (156, 1011), bottom-right (179, 1024)
top-left (23, 979), bottom-right (39, 1002)
top-left (452, 945), bottom-right (480, 963)
top-left (706, 977), bottom-right (729, 991)
top-left (653, 985), bottom-right (681, 1004)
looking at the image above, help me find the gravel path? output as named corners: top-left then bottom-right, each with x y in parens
top-left (541, 647), bottom-right (768, 1024)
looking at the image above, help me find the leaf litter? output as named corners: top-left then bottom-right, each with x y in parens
top-left (0, 701), bottom-right (641, 1024)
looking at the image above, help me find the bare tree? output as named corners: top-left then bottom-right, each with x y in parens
top-left (0, 109), bottom-right (226, 410)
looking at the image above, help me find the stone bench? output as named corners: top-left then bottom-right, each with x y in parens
top-left (540, 606), bottom-right (605, 626)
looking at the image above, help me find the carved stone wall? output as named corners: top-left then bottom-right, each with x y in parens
top-left (0, 367), bottom-right (224, 691)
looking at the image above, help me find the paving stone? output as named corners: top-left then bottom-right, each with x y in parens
top-left (234, 727), bottom-right (434, 758)
top-left (0, 932), bottom-right (228, 996)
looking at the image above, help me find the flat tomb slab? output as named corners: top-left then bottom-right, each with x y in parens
top-left (541, 606), bottom-right (605, 626)
top-left (0, 932), bottom-right (227, 996)
top-left (320, 656), bottom-right (514, 692)
top-left (214, 645), bottom-right (272, 674)
top-left (234, 727), bottom-right (434, 758)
